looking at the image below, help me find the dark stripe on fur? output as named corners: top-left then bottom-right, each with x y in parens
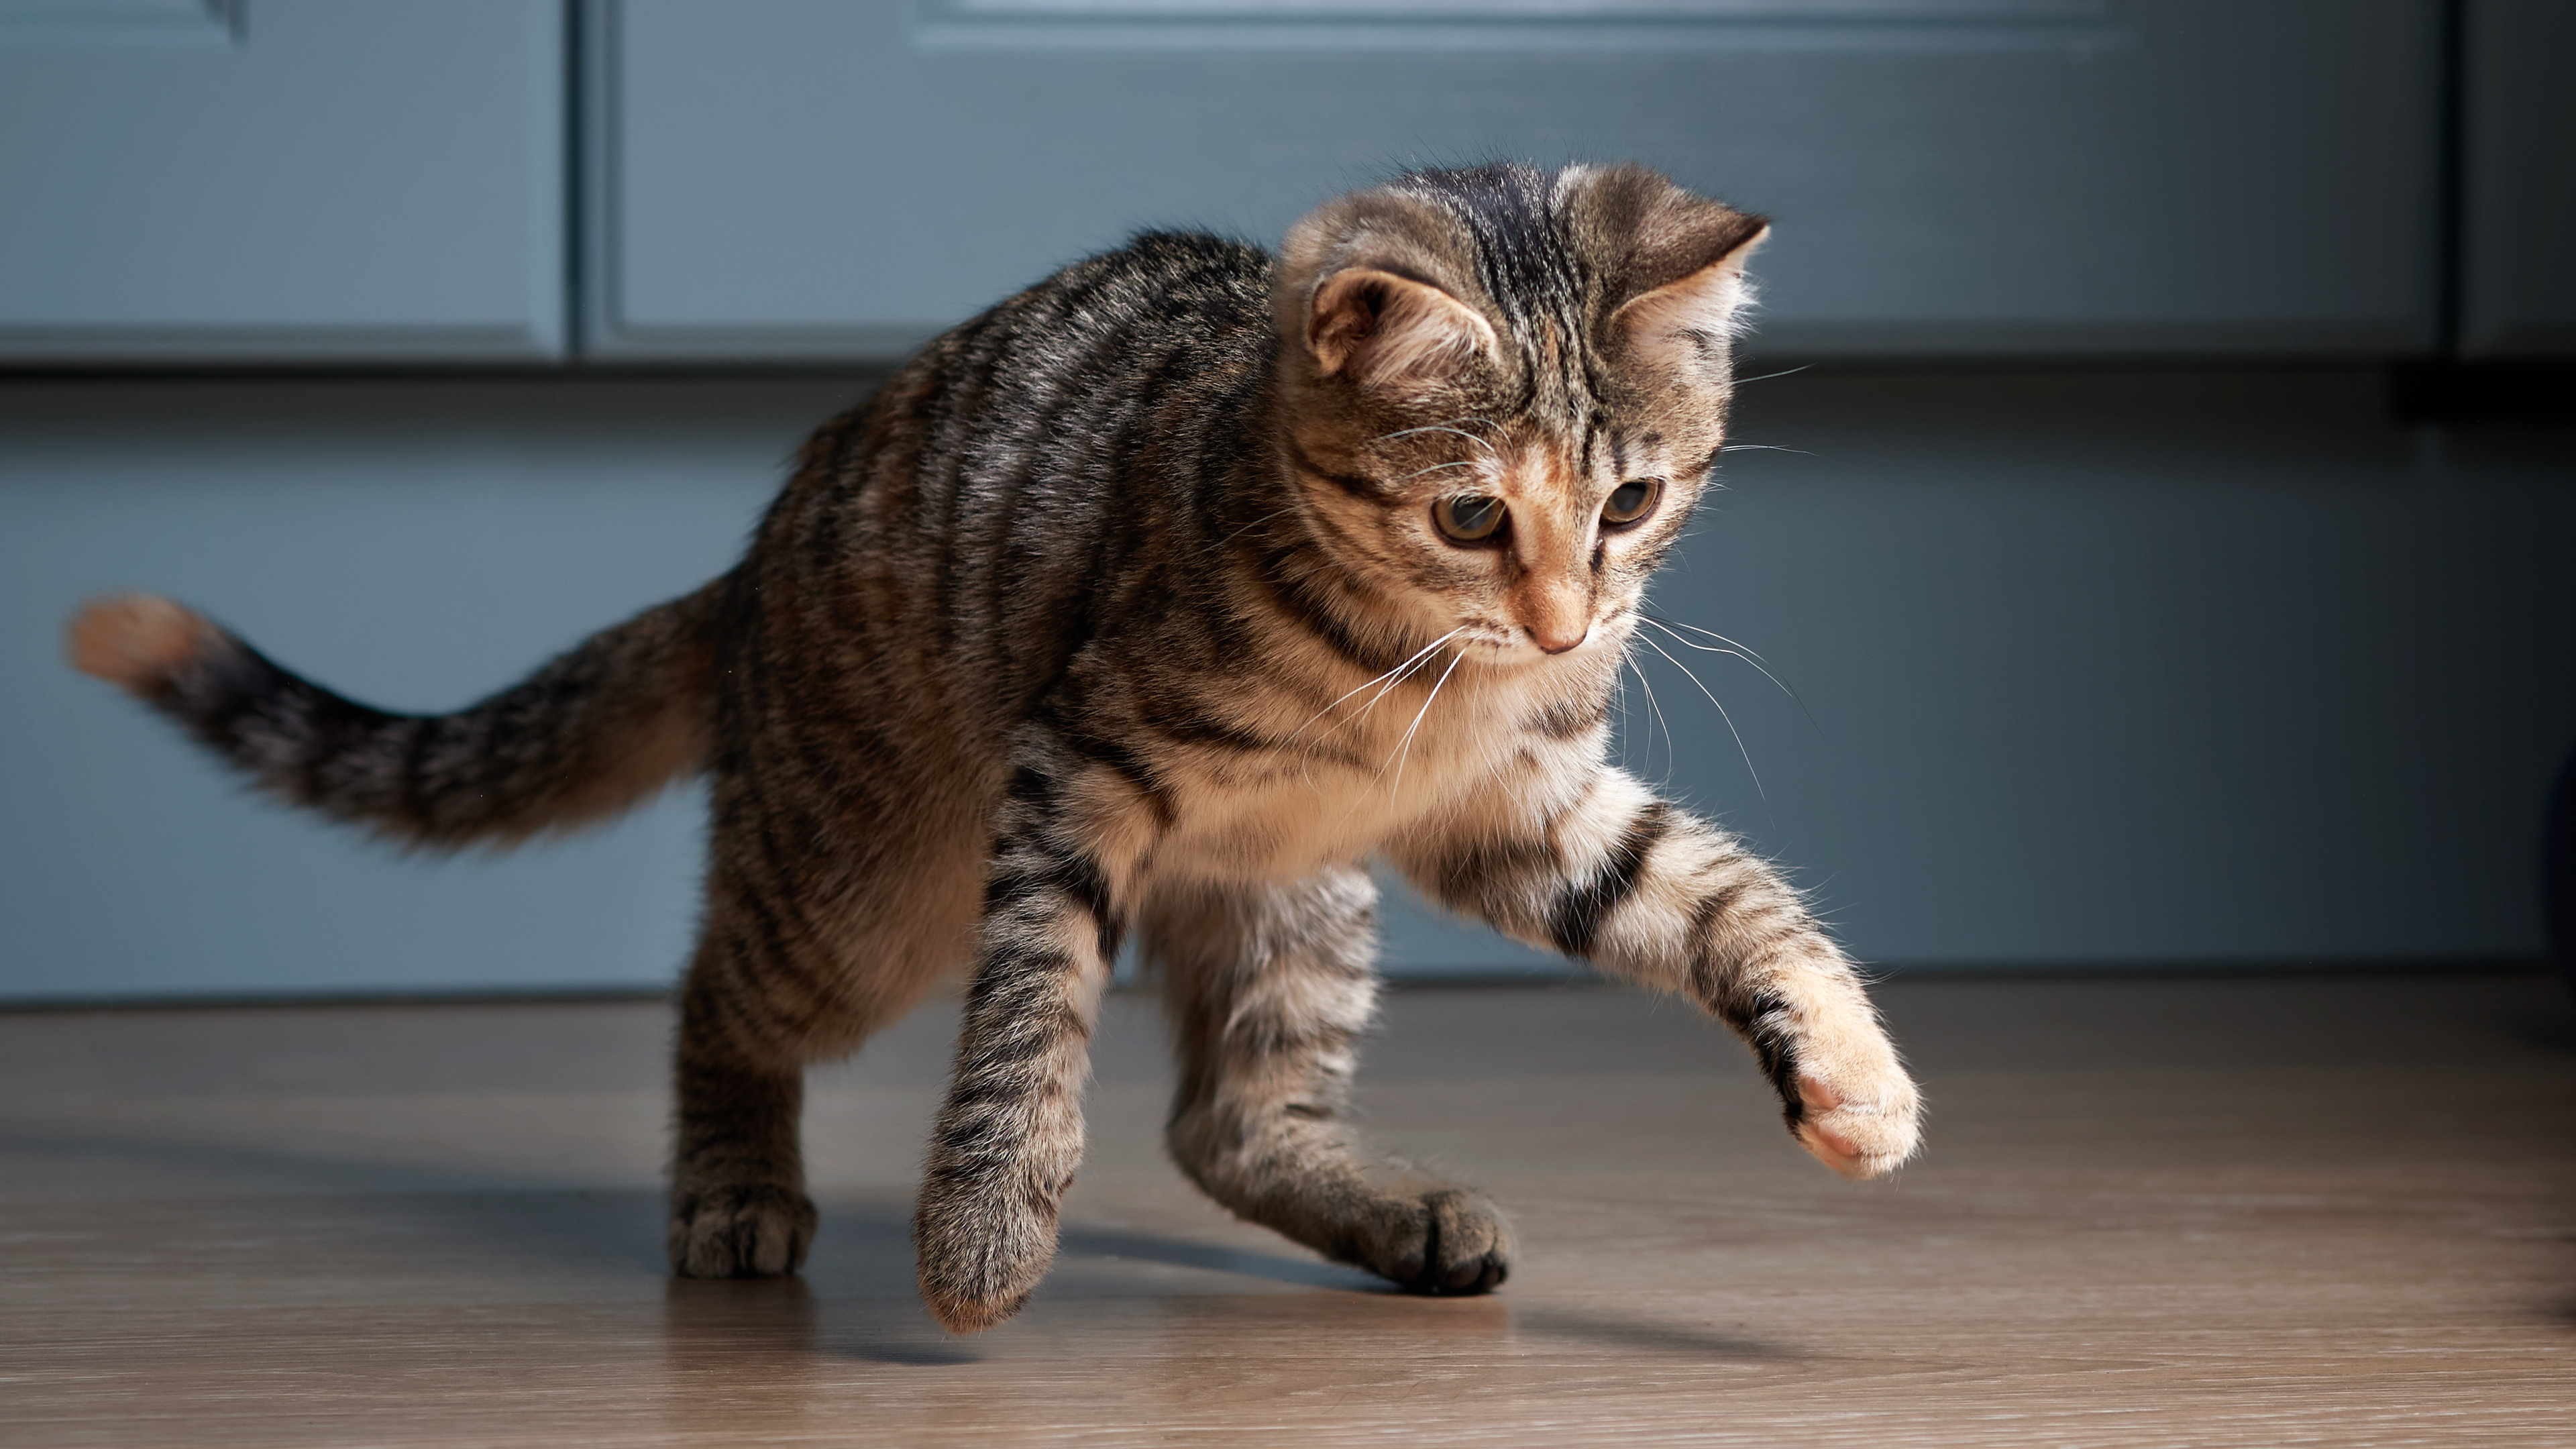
top-left (986, 846), bottom-right (1122, 957)
top-left (1717, 986), bottom-right (1803, 1122)
top-left (1545, 801), bottom-right (1672, 955)
top-left (1285, 439), bottom-right (1386, 502)
top-left (1525, 694), bottom-right (1606, 741)
top-left (1252, 542), bottom-right (1407, 676)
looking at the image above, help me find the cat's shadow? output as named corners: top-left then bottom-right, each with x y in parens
top-left (1055, 1222), bottom-right (1387, 1291)
top-left (15, 1126), bottom-right (1792, 1364)
top-left (494, 1190), bottom-right (1794, 1364)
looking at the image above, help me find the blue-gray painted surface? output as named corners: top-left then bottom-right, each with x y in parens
top-left (3, 368), bottom-right (2570, 1003)
top-left (0, 0), bottom-right (566, 361)
top-left (2462, 0), bottom-right (2576, 357)
top-left (591, 0), bottom-right (2439, 360)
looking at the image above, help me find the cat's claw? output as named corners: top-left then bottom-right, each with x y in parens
top-left (1792, 1071), bottom-right (1921, 1180)
top-left (667, 1184), bottom-right (816, 1279)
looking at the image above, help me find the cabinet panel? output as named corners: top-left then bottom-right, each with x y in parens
top-left (2459, 0), bottom-right (2576, 358)
top-left (0, 1), bottom-right (566, 362)
top-left (591, 0), bottom-right (2438, 360)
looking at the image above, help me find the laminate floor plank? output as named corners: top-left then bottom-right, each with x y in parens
top-left (3, 974), bottom-right (2571, 1446)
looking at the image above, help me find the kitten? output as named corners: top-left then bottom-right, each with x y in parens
top-left (68, 162), bottom-right (1921, 1334)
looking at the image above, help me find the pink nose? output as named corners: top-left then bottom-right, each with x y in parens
top-left (1531, 623), bottom-right (1589, 655)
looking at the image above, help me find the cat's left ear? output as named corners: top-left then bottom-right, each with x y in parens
top-left (1572, 164), bottom-right (1770, 370)
top-left (1609, 221), bottom-right (1768, 370)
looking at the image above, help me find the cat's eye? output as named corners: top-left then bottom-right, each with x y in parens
top-left (1602, 478), bottom-right (1663, 527)
top-left (1434, 494), bottom-right (1507, 543)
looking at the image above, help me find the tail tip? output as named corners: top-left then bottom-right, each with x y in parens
top-left (68, 594), bottom-right (217, 692)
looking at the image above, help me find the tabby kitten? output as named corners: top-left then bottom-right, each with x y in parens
top-left (69, 162), bottom-right (1921, 1334)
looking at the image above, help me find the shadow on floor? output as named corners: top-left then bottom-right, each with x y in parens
top-left (7, 1125), bottom-right (1807, 1365)
top-left (1056, 1224), bottom-right (1385, 1291)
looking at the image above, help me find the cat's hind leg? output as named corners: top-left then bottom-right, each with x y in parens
top-left (669, 945), bottom-right (818, 1279)
top-left (1148, 867), bottom-right (1514, 1295)
top-left (669, 800), bottom-right (984, 1280)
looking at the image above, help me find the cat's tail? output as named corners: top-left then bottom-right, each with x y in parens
top-left (65, 582), bottom-right (725, 851)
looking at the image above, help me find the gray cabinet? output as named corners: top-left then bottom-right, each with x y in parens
top-left (584, 0), bottom-right (2443, 362)
top-left (2460, 0), bottom-right (2576, 358)
top-left (0, 0), bottom-right (567, 362)
top-left (0, 2), bottom-right (2485, 366)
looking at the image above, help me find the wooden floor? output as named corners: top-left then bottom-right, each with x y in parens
top-left (3, 971), bottom-right (2572, 1447)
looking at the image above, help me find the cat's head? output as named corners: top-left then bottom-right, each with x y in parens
top-left (1273, 163), bottom-right (1766, 667)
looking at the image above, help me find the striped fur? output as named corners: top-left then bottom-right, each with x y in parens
top-left (68, 163), bottom-right (1919, 1334)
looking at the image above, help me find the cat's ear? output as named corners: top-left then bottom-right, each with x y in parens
top-left (1280, 191), bottom-right (1496, 390)
top-left (1609, 220), bottom-right (1768, 369)
top-left (1305, 267), bottom-right (1497, 389)
top-left (1613, 223), bottom-right (1767, 362)
top-left (1571, 164), bottom-right (1770, 369)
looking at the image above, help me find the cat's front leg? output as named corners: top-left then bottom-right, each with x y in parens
top-left (912, 769), bottom-right (1124, 1334)
top-left (1147, 868), bottom-right (1514, 1295)
top-left (1393, 766), bottom-right (1921, 1177)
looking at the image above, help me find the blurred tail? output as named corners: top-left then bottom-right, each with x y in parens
top-left (66, 582), bottom-right (725, 850)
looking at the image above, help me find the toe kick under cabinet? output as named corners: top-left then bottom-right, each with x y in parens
top-left (15, 1), bottom-right (2571, 366)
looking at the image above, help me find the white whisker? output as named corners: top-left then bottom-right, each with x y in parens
top-left (1731, 364), bottom-right (1811, 386)
top-left (1643, 612), bottom-right (1772, 662)
top-left (1641, 618), bottom-right (1792, 693)
top-left (1624, 650), bottom-right (1674, 786)
top-left (1285, 627), bottom-right (1465, 746)
top-left (1381, 647), bottom-right (1466, 801)
top-left (1638, 633), bottom-right (1766, 803)
top-left (1213, 504), bottom-right (1297, 549)
top-left (1611, 661), bottom-right (1631, 770)
top-left (1368, 425), bottom-right (1498, 453)
top-left (1393, 459), bottom-right (1483, 482)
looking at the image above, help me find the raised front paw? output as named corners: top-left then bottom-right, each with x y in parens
top-left (1793, 1071), bottom-right (1922, 1179)
top-left (1782, 1017), bottom-right (1923, 1179)
top-left (667, 1183), bottom-right (816, 1279)
top-left (1334, 1184), bottom-right (1516, 1295)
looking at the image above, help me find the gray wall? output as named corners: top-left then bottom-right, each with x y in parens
top-left (4, 368), bottom-right (2571, 1002)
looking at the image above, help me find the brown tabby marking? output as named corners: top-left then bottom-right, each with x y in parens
top-left (69, 162), bottom-right (1921, 1335)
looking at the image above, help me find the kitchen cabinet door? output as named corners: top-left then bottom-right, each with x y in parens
top-left (587, 0), bottom-right (2440, 362)
top-left (0, 0), bottom-right (568, 362)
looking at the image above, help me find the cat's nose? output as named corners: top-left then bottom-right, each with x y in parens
top-left (1529, 621), bottom-right (1590, 655)
top-left (1515, 584), bottom-right (1593, 655)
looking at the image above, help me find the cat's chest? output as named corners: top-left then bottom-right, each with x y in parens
top-left (1142, 673), bottom-right (1582, 883)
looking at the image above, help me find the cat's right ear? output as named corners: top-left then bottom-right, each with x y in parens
top-left (1305, 267), bottom-right (1496, 390)
top-left (1281, 191), bottom-right (1495, 391)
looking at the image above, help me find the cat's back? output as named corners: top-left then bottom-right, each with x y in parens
top-left (897, 227), bottom-right (1277, 500)
top-left (740, 229), bottom-right (1281, 739)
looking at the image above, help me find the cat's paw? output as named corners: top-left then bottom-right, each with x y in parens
top-left (912, 1177), bottom-right (1063, 1334)
top-left (1342, 1185), bottom-right (1515, 1295)
top-left (1788, 1061), bottom-right (1921, 1181)
top-left (667, 1183), bottom-right (816, 1279)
